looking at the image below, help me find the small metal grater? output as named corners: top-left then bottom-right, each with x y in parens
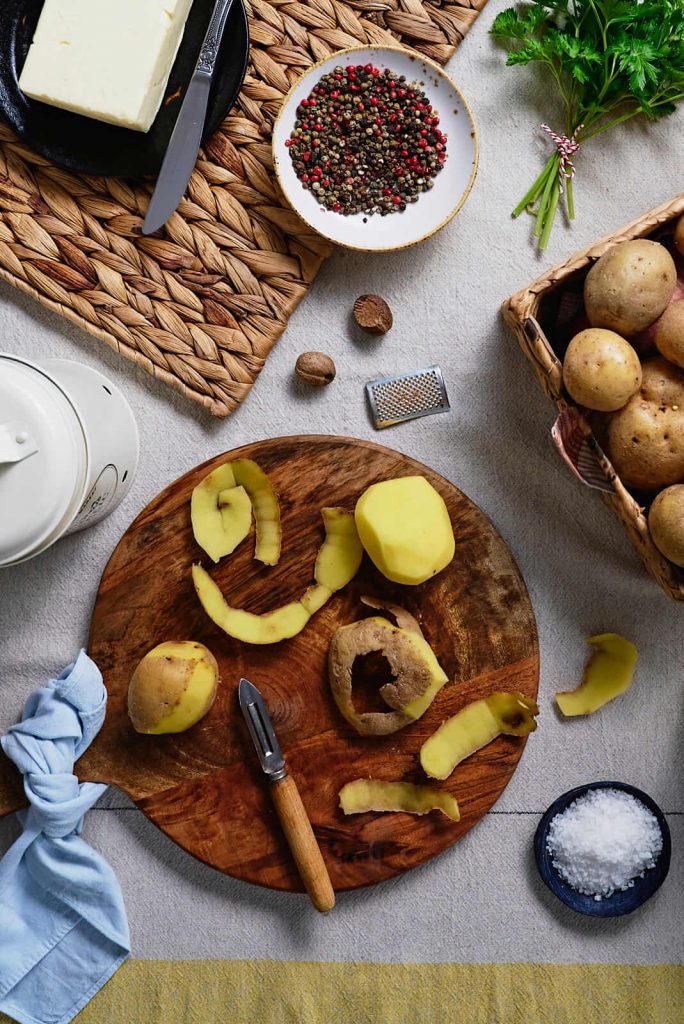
top-left (365, 364), bottom-right (450, 429)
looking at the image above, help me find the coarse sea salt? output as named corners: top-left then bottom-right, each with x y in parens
top-left (546, 787), bottom-right (663, 901)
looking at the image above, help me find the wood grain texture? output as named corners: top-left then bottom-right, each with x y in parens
top-left (270, 773), bottom-right (336, 912)
top-left (0, 436), bottom-right (539, 891)
top-left (0, 0), bottom-right (488, 418)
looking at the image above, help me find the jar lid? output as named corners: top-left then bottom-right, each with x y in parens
top-left (0, 355), bottom-right (87, 566)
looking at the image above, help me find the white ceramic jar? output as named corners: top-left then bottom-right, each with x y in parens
top-left (0, 354), bottom-right (139, 567)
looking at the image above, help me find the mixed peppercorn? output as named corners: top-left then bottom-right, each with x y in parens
top-left (285, 63), bottom-right (448, 216)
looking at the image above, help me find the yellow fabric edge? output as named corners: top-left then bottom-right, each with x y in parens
top-left (3, 961), bottom-right (681, 1024)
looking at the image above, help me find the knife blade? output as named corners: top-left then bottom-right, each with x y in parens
top-left (143, 0), bottom-right (236, 235)
top-left (238, 678), bottom-right (335, 913)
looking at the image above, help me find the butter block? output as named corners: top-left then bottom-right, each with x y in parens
top-left (19, 0), bottom-right (194, 133)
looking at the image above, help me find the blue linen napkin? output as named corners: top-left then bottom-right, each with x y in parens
top-left (0, 651), bottom-right (130, 1024)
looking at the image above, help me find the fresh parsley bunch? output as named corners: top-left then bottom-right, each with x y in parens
top-left (491, 0), bottom-right (684, 248)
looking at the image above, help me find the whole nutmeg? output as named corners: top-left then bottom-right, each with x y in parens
top-left (295, 351), bottom-right (336, 386)
top-left (353, 294), bottom-right (393, 336)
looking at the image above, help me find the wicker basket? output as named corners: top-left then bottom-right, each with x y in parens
top-left (502, 193), bottom-right (684, 601)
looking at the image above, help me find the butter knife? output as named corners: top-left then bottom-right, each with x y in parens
top-left (143, 0), bottom-right (236, 235)
top-left (238, 678), bottom-right (335, 913)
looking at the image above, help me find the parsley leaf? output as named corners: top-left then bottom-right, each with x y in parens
top-left (491, 0), bottom-right (684, 247)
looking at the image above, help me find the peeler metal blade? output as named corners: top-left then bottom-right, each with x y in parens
top-left (238, 678), bottom-right (287, 782)
top-left (365, 364), bottom-right (450, 429)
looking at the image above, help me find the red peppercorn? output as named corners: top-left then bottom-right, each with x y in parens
top-left (300, 99), bottom-right (309, 108)
top-left (416, 102), bottom-right (424, 110)
top-left (313, 139), bottom-right (320, 147)
top-left (284, 139), bottom-right (292, 147)
top-left (418, 138), bottom-right (427, 148)
top-left (309, 98), bottom-right (317, 107)
top-left (392, 196), bottom-right (401, 205)
top-left (370, 97), bottom-right (379, 106)
top-left (333, 202), bottom-right (342, 211)
top-left (303, 150), bottom-right (311, 161)
top-left (301, 174), bottom-right (309, 182)
top-left (431, 116), bottom-right (440, 125)
top-left (397, 88), bottom-right (406, 98)
top-left (372, 67), bottom-right (380, 76)
top-left (364, 63), bottom-right (373, 72)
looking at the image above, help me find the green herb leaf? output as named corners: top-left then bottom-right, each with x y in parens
top-left (490, 0), bottom-right (684, 247)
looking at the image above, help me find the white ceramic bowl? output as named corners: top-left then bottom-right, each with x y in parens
top-left (272, 46), bottom-right (479, 252)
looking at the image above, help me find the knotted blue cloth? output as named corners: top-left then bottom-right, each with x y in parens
top-left (0, 651), bottom-right (130, 1024)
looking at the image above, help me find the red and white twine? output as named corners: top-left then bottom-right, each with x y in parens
top-left (540, 123), bottom-right (584, 193)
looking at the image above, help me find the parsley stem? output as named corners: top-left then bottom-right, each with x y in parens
top-left (534, 161), bottom-right (557, 238)
top-left (540, 180), bottom-right (560, 250)
top-left (511, 153), bottom-right (556, 218)
top-left (567, 177), bottom-right (575, 221)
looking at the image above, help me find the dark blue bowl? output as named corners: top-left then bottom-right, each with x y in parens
top-left (534, 781), bottom-right (671, 917)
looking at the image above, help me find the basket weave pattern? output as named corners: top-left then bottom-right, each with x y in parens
top-left (0, 0), bottom-right (487, 418)
top-left (502, 192), bottom-right (684, 601)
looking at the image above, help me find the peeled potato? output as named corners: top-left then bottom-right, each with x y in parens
top-left (584, 240), bottom-right (677, 336)
top-left (128, 641), bottom-right (219, 734)
top-left (648, 485), bottom-right (684, 566)
top-left (355, 476), bottom-right (454, 585)
top-left (562, 328), bottom-right (641, 411)
top-left (655, 301), bottom-right (684, 369)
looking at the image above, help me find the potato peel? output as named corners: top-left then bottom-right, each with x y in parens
top-left (231, 459), bottom-right (282, 566)
top-left (556, 633), bottom-right (638, 716)
top-left (193, 509), bottom-right (359, 645)
top-left (328, 614), bottom-right (448, 736)
top-left (339, 779), bottom-right (460, 821)
top-left (420, 692), bottom-right (539, 780)
top-left (360, 595), bottom-right (423, 636)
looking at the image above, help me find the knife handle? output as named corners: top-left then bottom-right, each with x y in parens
top-left (270, 774), bottom-right (335, 913)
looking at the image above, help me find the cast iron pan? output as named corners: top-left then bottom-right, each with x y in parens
top-left (0, 0), bottom-right (249, 179)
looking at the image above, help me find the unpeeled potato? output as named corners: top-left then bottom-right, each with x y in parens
top-left (675, 214), bottom-right (684, 258)
top-left (128, 641), bottom-right (219, 734)
top-left (584, 240), bottom-right (677, 336)
top-left (605, 357), bottom-right (684, 490)
top-left (655, 301), bottom-right (684, 369)
top-left (648, 485), bottom-right (684, 567)
top-left (562, 328), bottom-right (641, 411)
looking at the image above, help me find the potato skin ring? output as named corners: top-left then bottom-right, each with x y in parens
top-left (328, 615), bottom-right (447, 736)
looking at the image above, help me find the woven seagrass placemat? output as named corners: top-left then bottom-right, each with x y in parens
top-left (0, 0), bottom-right (486, 417)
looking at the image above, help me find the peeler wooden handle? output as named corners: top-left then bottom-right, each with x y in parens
top-left (270, 774), bottom-right (335, 913)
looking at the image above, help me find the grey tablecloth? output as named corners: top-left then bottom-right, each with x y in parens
top-left (1, 6), bottom-right (682, 970)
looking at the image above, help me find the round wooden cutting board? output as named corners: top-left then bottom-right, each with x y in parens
top-left (79, 436), bottom-right (538, 892)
